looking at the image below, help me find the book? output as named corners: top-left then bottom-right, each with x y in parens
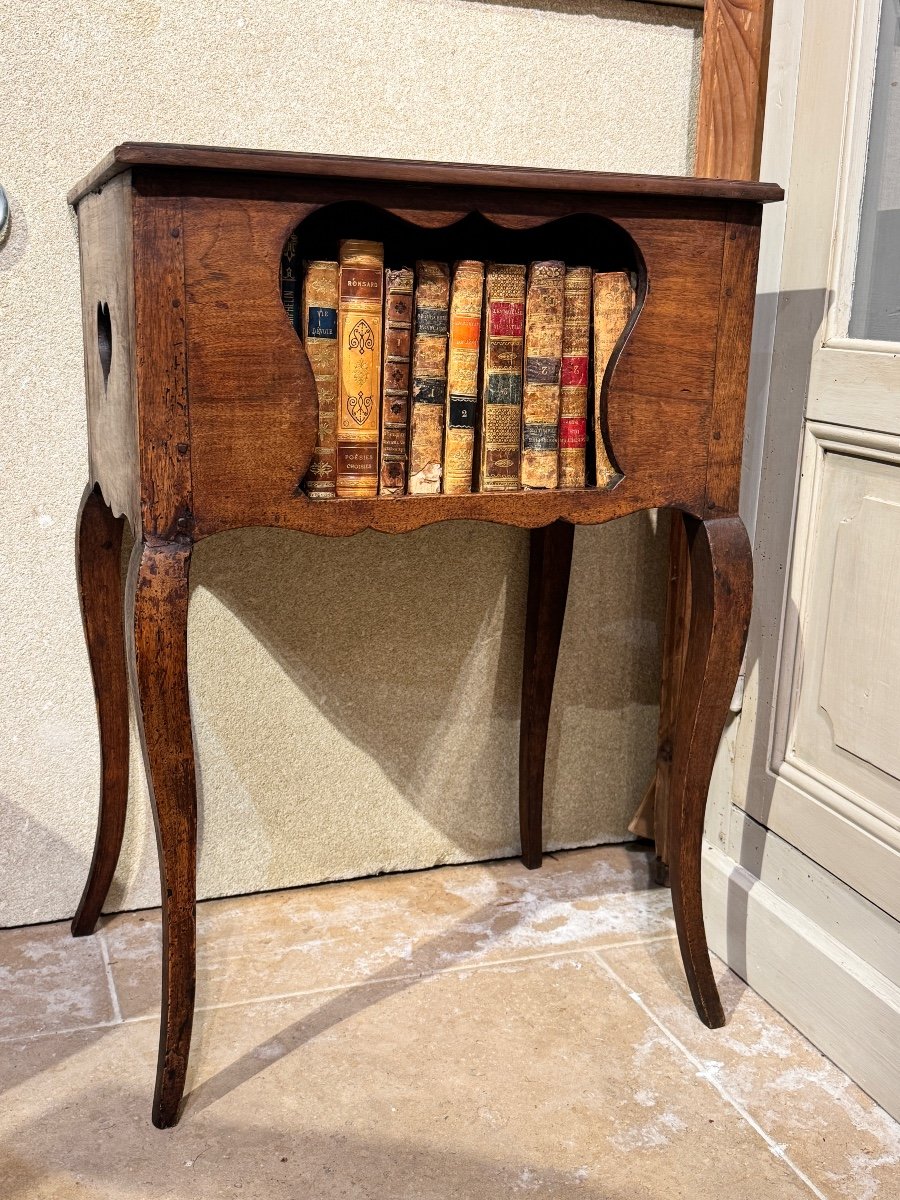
top-left (521, 260), bottom-right (566, 489)
top-left (336, 240), bottom-right (384, 499)
top-left (593, 270), bottom-right (636, 487)
top-left (280, 233), bottom-right (300, 332)
top-left (558, 266), bottom-right (592, 489)
top-left (443, 260), bottom-right (485, 494)
top-left (302, 259), bottom-right (339, 500)
top-left (408, 261), bottom-right (450, 494)
top-left (479, 263), bottom-right (526, 492)
top-left (379, 267), bottom-right (414, 495)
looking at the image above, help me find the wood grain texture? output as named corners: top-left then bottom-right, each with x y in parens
top-left (132, 193), bottom-right (192, 540)
top-left (71, 484), bottom-right (130, 937)
top-left (69, 142), bottom-right (783, 206)
top-left (77, 174), bottom-right (140, 530)
top-left (668, 515), bottom-right (752, 1027)
top-left (519, 521), bottom-right (575, 869)
top-left (695, 0), bottom-right (774, 181)
top-left (126, 538), bottom-right (197, 1129)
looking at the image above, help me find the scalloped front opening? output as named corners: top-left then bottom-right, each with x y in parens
top-left (280, 203), bottom-right (644, 499)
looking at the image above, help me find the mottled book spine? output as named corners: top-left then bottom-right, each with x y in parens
top-left (336, 240), bottom-right (383, 499)
top-left (443, 260), bottom-right (484, 494)
top-left (408, 261), bottom-right (450, 495)
top-left (558, 266), bottom-right (591, 489)
top-left (379, 267), bottom-right (414, 495)
top-left (479, 264), bottom-right (526, 492)
top-left (302, 260), bottom-right (339, 500)
top-left (521, 260), bottom-right (565, 490)
top-left (593, 270), bottom-right (635, 487)
top-left (280, 233), bottom-right (300, 332)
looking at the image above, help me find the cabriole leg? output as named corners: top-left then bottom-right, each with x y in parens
top-left (72, 484), bottom-right (129, 937)
top-left (519, 520), bottom-right (575, 869)
top-left (126, 538), bottom-right (197, 1129)
top-left (668, 513), bottom-right (752, 1027)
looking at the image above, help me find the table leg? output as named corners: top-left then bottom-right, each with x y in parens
top-left (72, 484), bottom-right (129, 937)
top-left (519, 520), bottom-right (574, 869)
top-left (668, 513), bottom-right (752, 1027)
top-left (126, 538), bottom-right (197, 1129)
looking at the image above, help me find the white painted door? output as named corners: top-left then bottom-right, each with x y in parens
top-left (732, 0), bottom-right (900, 920)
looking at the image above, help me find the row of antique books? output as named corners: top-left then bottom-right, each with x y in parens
top-left (280, 236), bottom-right (636, 499)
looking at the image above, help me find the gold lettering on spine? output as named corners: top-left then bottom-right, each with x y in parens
top-left (337, 241), bottom-right (383, 498)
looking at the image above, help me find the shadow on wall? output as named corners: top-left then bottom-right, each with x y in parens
top-left (188, 512), bottom-right (668, 866)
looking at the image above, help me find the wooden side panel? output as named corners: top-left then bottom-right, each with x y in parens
top-left (77, 173), bottom-right (139, 528)
top-left (132, 192), bottom-right (192, 540)
top-left (180, 197), bottom-right (318, 535)
top-left (605, 215), bottom-right (726, 507)
top-left (706, 203), bottom-right (763, 513)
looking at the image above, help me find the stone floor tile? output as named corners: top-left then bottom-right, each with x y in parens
top-left (0, 956), bottom-right (814, 1200)
top-left (103, 845), bottom-right (674, 1018)
top-left (599, 938), bottom-right (900, 1200)
top-left (0, 920), bottom-right (115, 1039)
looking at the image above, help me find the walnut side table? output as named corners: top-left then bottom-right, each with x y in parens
top-left (68, 143), bottom-right (781, 1127)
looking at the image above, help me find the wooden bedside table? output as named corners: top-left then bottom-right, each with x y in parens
top-left (68, 142), bottom-right (781, 1126)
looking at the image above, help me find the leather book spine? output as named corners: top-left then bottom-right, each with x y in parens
top-left (593, 270), bottom-right (635, 487)
top-left (379, 267), bottom-right (414, 495)
top-left (521, 260), bottom-right (565, 489)
top-left (280, 232), bottom-right (300, 332)
top-left (558, 266), bottom-right (591, 489)
top-left (443, 260), bottom-right (485, 494)
top-left (408, 261), bottom-right (450, 494)
top-left (336, 240), bottom-right (384, 499)
top-left (302, 259), bottom-right (339, 500)
top-left (478, 263), bottom-right (526, 492)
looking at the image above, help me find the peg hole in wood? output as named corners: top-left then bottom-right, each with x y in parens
top-left (97, 301), bottom-right (112, 389)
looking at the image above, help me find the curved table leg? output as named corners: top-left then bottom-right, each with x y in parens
top-left (519, 520), bottom-right (575, 869)
top-left (126, 538), bottom-right (197, 1129)
top-left (668, 513), bottom-right (752, 1027)
top-left (72, 484), bottom-right (129, 937)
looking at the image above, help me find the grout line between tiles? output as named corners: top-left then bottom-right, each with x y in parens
top-left (591, 950), bottom-right (831, 1200)
top-left (97, 929), bottom-right (124, 1025)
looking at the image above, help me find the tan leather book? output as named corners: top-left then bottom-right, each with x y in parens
top-left (593, 270), bottom-right (635, 487)
top-left (558, 266), bottom-right (591, 489)
top-left (408, 261), bottom-right (450, 494)
top-left (479, 263), bottom-right (526, 492)
top-left (336, 240), bottom-right (383, 499)
top-left (301, 259), bottom-right (339, 499)
top-left (379, 267), bottom-right (414, 495)
top-left (443, 260), bottom-right (485, 494)
top-left (521, 260), bottom-right (566, 489)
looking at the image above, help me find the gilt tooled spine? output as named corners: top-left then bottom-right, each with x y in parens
top-left (302, 259), bottom-right (339, 500)
top-left (593, 270), bottom-right (635, 488)
top-left (280, 233), bottom-right (300, 333)
top-left (521, 261), bottom-right (565, 490)
top-left (408, 261), bottom-right (450, 495)
top-left (336, 240), bottom-right (384, 499)
top-left (443, 260), bottom-right (484, 494)
top-left (378, 267), bottom-right (414, 496)
top-left (558, 266), bottom-right (591, 489)
top-left (479, 264), bottom-right (526, 492)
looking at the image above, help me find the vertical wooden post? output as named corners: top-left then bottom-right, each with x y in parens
top-left (644, 0), bottom-right (774, 880)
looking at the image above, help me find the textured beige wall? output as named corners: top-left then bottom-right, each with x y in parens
top-left (0, 0), bottom-right (700, 925)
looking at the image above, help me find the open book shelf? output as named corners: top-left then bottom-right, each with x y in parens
top-left (68, 143), bottom-right (782, 1127)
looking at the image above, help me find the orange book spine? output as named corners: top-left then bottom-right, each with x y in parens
top-left (443, 260), bottom-right (484, 494)
top-left (336, 240), bottom-right (383, 499)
